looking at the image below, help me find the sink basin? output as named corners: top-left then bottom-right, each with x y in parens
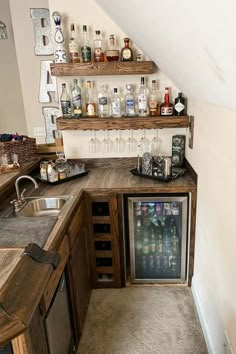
top-left (17, 196), bottom-right (70, 217)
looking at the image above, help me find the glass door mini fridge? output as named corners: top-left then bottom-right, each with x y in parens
top-left (125, 194), bottom-right (189, 284)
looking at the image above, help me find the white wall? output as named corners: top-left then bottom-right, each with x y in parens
top-left (9, 0), bottom-right (57, 143)
top-left (0, 0), bottom-right (27, 134)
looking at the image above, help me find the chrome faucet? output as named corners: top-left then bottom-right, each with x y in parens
top-left (12, 175), bottom-right (39, 212)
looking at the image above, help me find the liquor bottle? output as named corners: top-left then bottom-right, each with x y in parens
top-left (149, 229), bottom-right (156, 254)
top-left (171, 226), bottom-right (179, 255)
top-left (125, 84), bottom-right (135, 117)
top-left (111, 88), bottom-right (121, 117)
top-left (94, 30), bottom-right (104, 62)
top-left (138, 77), bottom-right (148, 117)
top-left (60, 83), bottom-right (72, 118)
top-left (156, 229), bottom-right (163, 254)
top-left (163, 227), bottom-right (172, 256)
top-left (121, 37), bottom-right (133, 61)
top-left (85, 81), bottom-right (97, 117)
top-left (142, 228), bottom-right (150, 256)
top-left (105, 34), bottom-right (119, 61)
top-left (174, 92), bottom-right (186, 116)
top-left (160, 87), bottom-right (174, 116)
top-left (135, 220), bottom-right (143, 255)
top-left (81, 25), bottom-right (91, 63)
top-left (97, 85), bottom-right (110, 117)
top-left (149, 80), bottom-right (159, 116)
top-left (69, 24), bottom-right (80, 63)
top-left (72, 79), bottom-right (83, 118)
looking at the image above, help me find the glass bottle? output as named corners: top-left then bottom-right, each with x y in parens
top-left (111, 88), bottom-right (121, 117)
top-left (81, 25), bottom-right (91, 63)
top-left (72, 79), bottom-right (83, 118)
top-left (97, 85), bottom-right (110, 117)
top-left (60, 83), bottom-right (72, 118)
top-left (69, 24), bottom-right (79, 63)
top-left (138, 77), bottom-right (148, 117)
top-left (160, 87), bottom-right (174, 116)
top-left (121, 37), bottom-right (133, 61)
top-left (125, 84), bottom-right (135, 117)
top-left (174, 92), bottom-right (186, 116)
top-left (105, 34), bottom-right (119, 61)
top-left (85, 81), bottom-right (97, 117)
top-left (94, 30), bottom-right (104, 62)
top-left (149, 79), bottom-right (159, 116)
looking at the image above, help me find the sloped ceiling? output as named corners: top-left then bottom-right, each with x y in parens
top-left (96, 0), bottom-right (236, 109)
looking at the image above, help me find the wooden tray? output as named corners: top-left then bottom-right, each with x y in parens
top-left (34, 170), bottom-right (90, 185)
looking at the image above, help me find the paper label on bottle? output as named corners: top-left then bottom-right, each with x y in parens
top-left (126, 98), bottom-right (135, 114)
top-left (99, 97), bottom-right (108, 106)
top-left (87, 103), bottom-right (95, 115)
top-left (112, 102), bottom-right (121, 115)
top-left (94, 47), bottom-right (102, 61)
top-left (174, 101), bottom-right (185, 113)
top-left (161, 106), bottom-right (173, 115)
top-left (149, 99), bottom-right (157, 109)
top-left (61, 101), bottom-right (72, 115)
top-left (81, 47), bottom-right (91, 62)
top-left (138, 94), bottom-right (147, 110)
top-left (122, 48), bottom-right (131, 59)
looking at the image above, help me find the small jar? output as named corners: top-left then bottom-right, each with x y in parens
top-left (47, 161), bottom-right (58, 182)
top-left (40, 161), bottom-right (48, 181)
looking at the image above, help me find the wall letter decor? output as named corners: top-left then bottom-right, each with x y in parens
top-left (30, 8), bottom-right (53, 55)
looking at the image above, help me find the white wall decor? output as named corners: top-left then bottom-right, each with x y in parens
top-left (30, 8), bottom-right (53, 55)
top-left (0, 20), bottom-right (7, 39)
top-left (43, 106), bottom-right (60, 143)
top-left (39, 60), bottom-right (58, 103)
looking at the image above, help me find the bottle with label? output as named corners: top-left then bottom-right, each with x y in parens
top-left (149, 229), bottom-right (156, 255)
top-left (125, 84), bottom-right (136, 117)
top-left (174, 92), bottom-right (186, 116)
top-left (160, 87), bottom-right (174, 116)
top-left (111, 88), bottom-right (121, 117)
top-left (105, 34), bottom-right (119, 61)
top-left (149, 80), bottom-right (159, 116)
top-left (85, 81), bottom-right (97, 117)
top-left (60, 83), bottom-right (72, 118)
top-left (138, 77), bottom-right (149, 117)
top-left (142, 228), bottom-right (150, 256)
top-left (94, 30), bottom-right (104, 62)
top-left (81, 25), bottom-right (91, 63)
top-left (97, 85), bottom-right (110, 117)
top-left (171, 226), bottom-right (179, 255)
top-left (69, 24), bottom-right (80, 63)
top-left (72, 79), bottom-right (83, 118)
top-left (121, 37), bottom-right (133, 61)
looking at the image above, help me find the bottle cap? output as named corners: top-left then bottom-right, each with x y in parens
top-left (73, 78), bottom-right (78, 84)
top-left (83, 25), bottom-right (87, 32)
top-left (71, 24), bottom-right (75, 31)
top-left (95, 30), bottom-right (101, 35)
top-left (178, 92), bottom-right (183, 97)
top-left (152, 80), bottom-right (156, 84)
top-left (114, 88), bottom-right (118, 93)
top-left (126, 84), bottom-right (132, 90)
top-left (141, 77), bottom-right (145, 85)
top-left (124, 37), bottom-right (130, 42)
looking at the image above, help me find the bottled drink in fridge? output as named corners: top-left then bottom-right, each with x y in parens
top-left (60, 83), bottom-right (72, 118)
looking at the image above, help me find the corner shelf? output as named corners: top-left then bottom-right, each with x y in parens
top-left (50, 61), bottom-right (156, 76)
top-left (56, 115), bottom-right (190, 131)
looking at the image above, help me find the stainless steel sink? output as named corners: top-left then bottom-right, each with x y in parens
top-left (13, 196), bottom-right (71, 217)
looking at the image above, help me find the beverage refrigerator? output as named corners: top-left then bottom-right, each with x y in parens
top-left (123, 194), bottom-right (189, 284)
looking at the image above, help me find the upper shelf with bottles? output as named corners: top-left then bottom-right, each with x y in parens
top-left (50, 61), bottom-right (156, 77)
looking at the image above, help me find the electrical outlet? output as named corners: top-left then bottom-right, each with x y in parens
top-left (33, 127), bottom-right (45, 137)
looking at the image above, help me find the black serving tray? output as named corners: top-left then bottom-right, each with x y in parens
top-left (34, 170), bottom-right (90, 185)
top-left (130, 167), bottom-right (187, 183)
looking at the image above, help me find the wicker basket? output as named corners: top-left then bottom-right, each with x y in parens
top-left (0, 137), bottom-right (37, 164)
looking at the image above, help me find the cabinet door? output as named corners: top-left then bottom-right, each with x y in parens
top-left (67, 221), bottom-right (92, 343)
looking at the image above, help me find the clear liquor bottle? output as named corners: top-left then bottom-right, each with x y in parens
top-left (111, 88), bottom-right (121, 117)
top-left (105, 34), bottom-right (119, 61)
top-left (138, 77), bottom-right (149, 117)
top-left (97, 85), bottom-right (110, 117)
top-left (149, 79), bottom-right (159, 116)
top-left (94, 30), bottom-right (104, 62)
top-left (60, 83), bottom-right (72, 118)
top-left (125, 84), bottom-right (135, 117)
top-left (85, 81), bottom-right (97, 117)
top-left (69, 24), bottom-right (80, 63)
top-left (160, 87), bottom-right (174, 116)
top-left (121, 37), bottom-right (133, 61)
top-left (72, 79), bottom-right (83, 118)
top-left (81, 25), bottom-right (91, 63)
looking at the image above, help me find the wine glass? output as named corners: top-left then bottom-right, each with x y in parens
top-left (114, 130), bottom-right (125, 153)
top-left (139, 129), bottom-right (150, 154)
top-left (89, 130), bottom-right (101, 153)
top-left (102, 130), bottom-right (113, 153)
top-left (127, 130), bottom-right (137, 153)
top-left (151, 129), bottom-right (162, 156)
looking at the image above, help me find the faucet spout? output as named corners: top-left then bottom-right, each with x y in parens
top-left (15, 175), bottom-right (39, 201)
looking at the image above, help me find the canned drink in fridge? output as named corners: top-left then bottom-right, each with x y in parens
top-left (164, 202), bottom-right (171, 215)
top-left (148, 203), bottom-right (156, 217)
top-left (141, 203), bottom-right (149, 216)
top-left (155, 202), bottom-right (163, 216)
top-left (171, 202), bottom-right (180, 215)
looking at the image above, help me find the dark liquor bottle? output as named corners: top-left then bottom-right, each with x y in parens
top-left (81, 25), bottom-right (91, 63)
top-left (60, 83), bottom-right (72, 118)
top-left (121, 37), bottom-right (133, 61)
top-left (160, 87), bottom-right (173, 116)
top-left (174, 92), bottom-right (186, 116)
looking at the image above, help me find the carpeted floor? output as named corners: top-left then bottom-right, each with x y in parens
top-left (78, 287), bottom-right (208, 354)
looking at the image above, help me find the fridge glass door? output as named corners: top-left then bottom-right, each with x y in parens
top-left (128, 196), bottom-right (188, 283)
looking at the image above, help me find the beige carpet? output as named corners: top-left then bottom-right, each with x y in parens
top-left (78, 287), bottom-right (208, 354)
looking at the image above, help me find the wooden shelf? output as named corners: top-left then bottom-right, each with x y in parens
top-left (96, 266), bottom-right (113, 274)
top-left (95, 251), bottom-right (113, 258)
top-left (92, 216), bottom-right (111, 223)
top-left (94, 234), bottom-right (112, 241)
top-left (56, 115), bottom-right (190, 131)
top-left (50, 61), bottom-right (156, 76)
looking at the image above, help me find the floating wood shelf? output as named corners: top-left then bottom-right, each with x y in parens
top-left (50, 61), bottom-right (156, 76)
top-left (56, 115), bottom-right (190, 131)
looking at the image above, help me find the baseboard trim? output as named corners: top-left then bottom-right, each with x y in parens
top-left (191, 277), bottom-right (214, 354)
